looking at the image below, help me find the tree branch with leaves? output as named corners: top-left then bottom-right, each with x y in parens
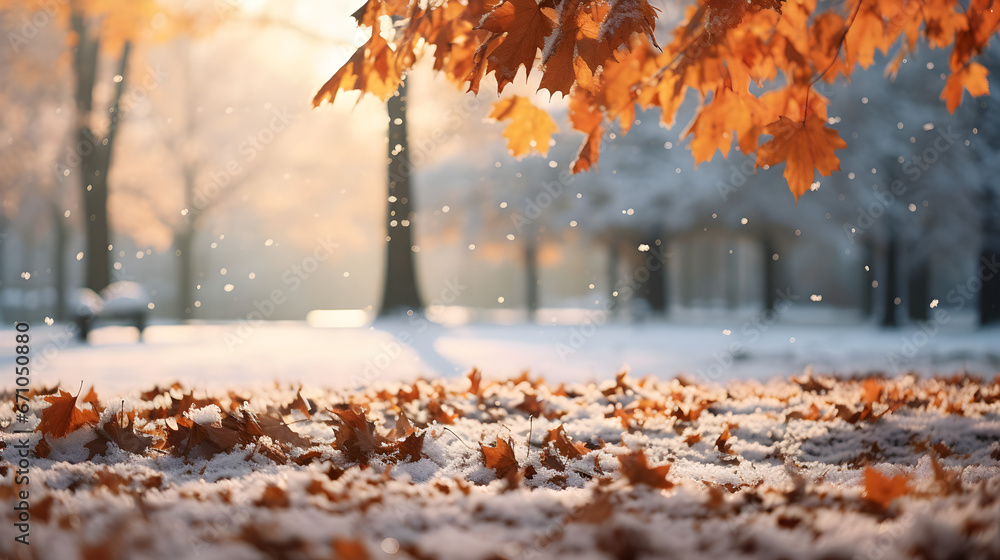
top-left (314, 0), bottom-right (997, 200)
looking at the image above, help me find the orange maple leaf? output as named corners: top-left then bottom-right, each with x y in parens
top-left (862, 466), bottom-right (910, 509)
top-left (481, 435), bottom-right (519, 479)
top-left (488, 96), bottom-right (559, 157)
top-left (755, 114), bottom-right (847, 200)
top-left (475, 0), bottom-right (556, 93)
top-left (686, 87), bottom-right (771, 163)
top-left (941, 62), bottom-right (990, 114)
top-left (569, 88), bottom-right (604, 172)
top-left (686, 88), bottom-right (736, 164)
top-left (597, 0), bottom-right (660, 61)
top-left (36, 389), bottom-right (99, 438)
top-left (844, 1), bottom-right (889, 69)
top-left (312, 18), bottom-right (404, 107)
top-left (860, 378), bottom-right (883, 405)
top-left (388, 410), bottom-right (416, 440)
top-left (618, 449), bottom-right (674, 489)
top-left (809, 12), bottom-right (850, 83)
top-left (544, 425), bottom-right (589, 459)
top-left (331, 405), bottom-right (384, 462)
top-left (539, 0), bottom-right (604, 96)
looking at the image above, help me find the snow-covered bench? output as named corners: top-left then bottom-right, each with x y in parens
top-left (71, 281), bottom-right (151, 342)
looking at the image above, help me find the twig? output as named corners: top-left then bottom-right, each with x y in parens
top-left (527, 416), bottom-right (534, 460)
top-left (442, 427), bottom-right (476, 451)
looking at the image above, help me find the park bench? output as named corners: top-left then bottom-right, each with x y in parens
top-left (71, 281), bottom-right (151, 342)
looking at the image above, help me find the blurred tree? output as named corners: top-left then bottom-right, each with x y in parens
top-left (0, 0), bottom-right (220, 296)
top-left (0, 11), bottom-right (74, 319)
top-left (975, 47), bottom-right (1000, 325)
top-left (381, 82), bottom-right (423, 315)
top-left (70, 14), bottom-right (130, 292)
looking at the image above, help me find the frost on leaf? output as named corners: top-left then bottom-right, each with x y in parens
top-left (544, 424), bottom-right (588, 459)
top-left (331, 405), bottom-right (384, 463)
top-left (539, 0), bottom-right (606, 96)
top-left (87, 412), bottom-right (153, 457)
top-left (598, 0), bottom-right (660, 58)
top-left (472, 0), bottom-right (556, 93)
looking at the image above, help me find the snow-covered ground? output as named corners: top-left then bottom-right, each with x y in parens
top-left (1, 372), bottom-right (998, 560)
top-left (1, 320), bottom-right (998, 560)
top-left (0, 318), bottom-right (997, 395)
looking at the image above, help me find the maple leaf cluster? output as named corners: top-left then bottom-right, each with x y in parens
top-left (18, 370), bottom-right (999, 482)
top-left (315, 0), bottom-right (998, 200)
top-left (3, 372), bottom-right (1000, 559)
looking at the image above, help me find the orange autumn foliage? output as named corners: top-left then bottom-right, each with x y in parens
top-left (862, 466), bottom-right (911, 509)
top-left (315, 0), bottom-right (998, 200)
top-left (481, 435), bottom-right (520, 479)
top-left (488, 95), bottom-right (560, 157)
top-left (36, 390), bottom-right (99, 439)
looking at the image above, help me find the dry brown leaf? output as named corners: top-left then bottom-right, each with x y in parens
top-left (481, 435), bottom-right (520, 480)
top-left (331, 538), bottom-right (371, 560)
top-left (618, 449), bottom-right (674, 489)
top-left (36, 389), bottom-right (99, 438)
top-left (544, 425), bottom-right (588, 460)
top-left (862, 466), bottom-right (910, 509)
top-left (256, 485), bottom-right (290, 508)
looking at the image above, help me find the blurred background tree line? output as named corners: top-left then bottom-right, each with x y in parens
top-left (0, 0), bottom-right (997, 330)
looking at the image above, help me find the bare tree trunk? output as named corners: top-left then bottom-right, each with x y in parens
top-left (907, 253), bottom-right (930, 321)
top-left (607, 239), bottom-right (620, 316)
top-left (50, 203), bottom-right (68, 321)
top-left (72, 12), bottom-right (131, 292)
top-left (882, 231), bottom-right (899, 327)
top-left (379, 81), bottom-right (422, 315)
top-left (524, 234), bottom-right (539, 321)
top-left (638, 232), bottom-right (666, 314)
top-left (981, 249), bottom-right (1000, 326)
top-left (861, 238), bottom-right (875, 317)
top-left (176, 226), bottom-right (195, 318)
top-left (981, 189), bottom-right (1000, 325)
top-left (762, 235), bottom-right (777, 312)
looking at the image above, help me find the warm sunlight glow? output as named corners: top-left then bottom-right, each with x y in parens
top-left (305, 309), bottom-right (371, 328)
